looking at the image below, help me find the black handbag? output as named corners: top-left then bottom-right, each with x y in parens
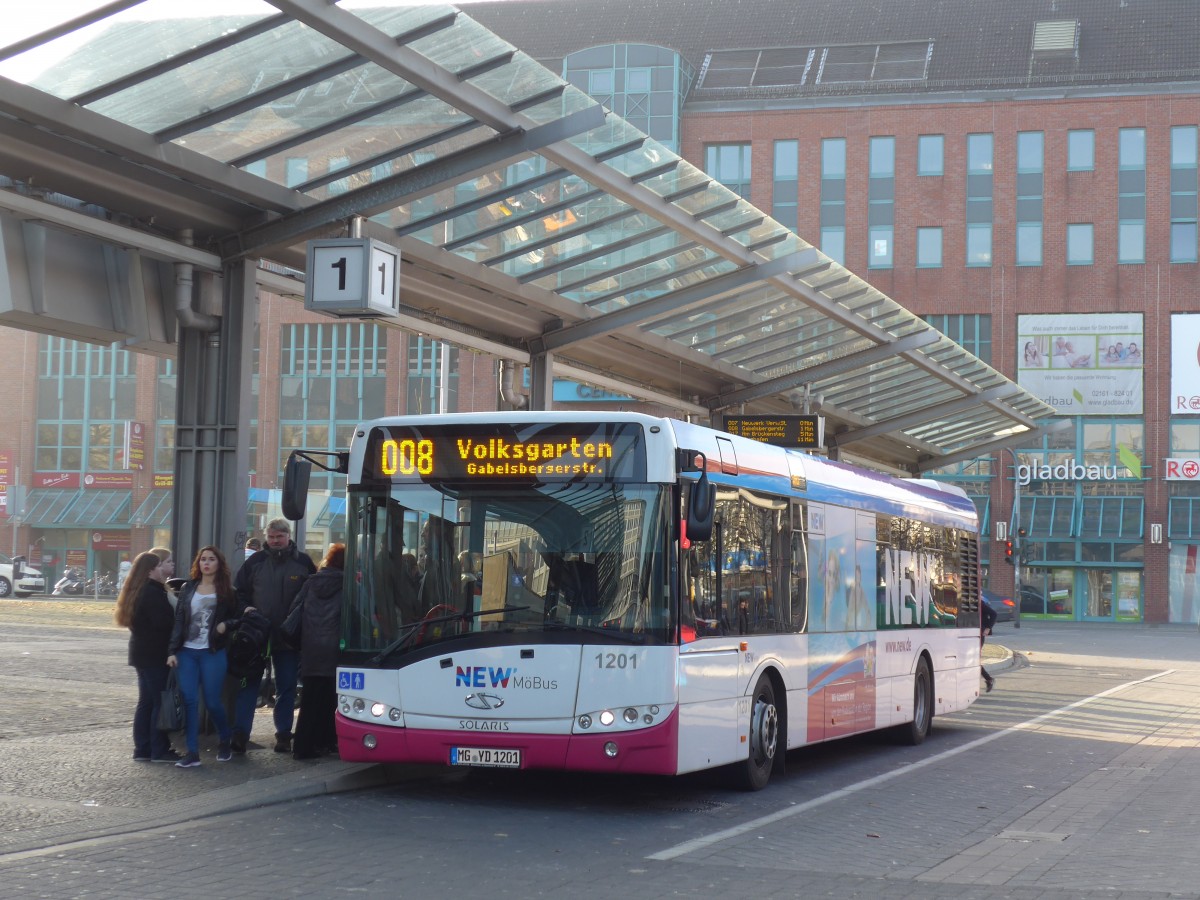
top-left (156, 669), bottom-right (184, 733)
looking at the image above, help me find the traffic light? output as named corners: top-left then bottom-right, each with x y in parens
top-left (1017, 527), bottom-right (1028, 564)
top-left (1004, 540), bottom-right (1014, 564)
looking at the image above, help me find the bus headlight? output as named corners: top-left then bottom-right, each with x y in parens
top-left (623, 707), bottom-right (638, 724)
top-left (599, 710), bottom-right (615, 726)
top-left (370, 702), bottom-right (386, 718)
top-left (578, 714), bottom-right (592, 729)
top-left (603, 742), bottom-right (619, 758)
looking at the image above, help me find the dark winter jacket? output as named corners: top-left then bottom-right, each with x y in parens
top-left (981, 599), bottom-right (997, 640)
top-left (234, 541), bottom-right (316, 645)
top-left (127, 579), bottom-right (174, 668)
top-left (288, 565), bottom-right (343, 679)
top-left (168, 580), bottom-right (236, 655)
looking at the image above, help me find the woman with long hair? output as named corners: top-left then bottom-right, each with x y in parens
top-left (114, 549), bottom-right (179, 763)
top-left (167, 546), bottom-right (236, 768)
top-left (289, 543), bottom-right (345, 760)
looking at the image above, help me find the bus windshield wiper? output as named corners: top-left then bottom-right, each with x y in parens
top-left (369, 605), bottom-right (532, 666)
top-left (542, 619), bottom-right (646, 644)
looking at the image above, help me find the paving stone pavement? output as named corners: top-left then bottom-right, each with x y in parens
top-left (5, 599), bottom-right (1200, 900)
top-left (0, 598), bottom-right (399, 856)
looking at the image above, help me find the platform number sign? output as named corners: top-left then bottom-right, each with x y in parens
top-left (304, 238), bottom-right (400, 318)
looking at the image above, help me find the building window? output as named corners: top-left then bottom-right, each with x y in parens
top-left (1016, 132), bottom-right (1044, 267)
top-left (1119, 128), bottom-right (1146, 264)
top-left (868, 226), bottom-right (893, 268)
top-left (407, 335), bottom-right (459, 417)
top-left (923, 314), bottom-right (991, 364)
top-left (284, 157), bottom-right (308, 189)
top-left (967, 224), bottom-right (992, 267)
top-left (868, 137), bottom-right (895, 268)
top-left (278, 323), bottom-right (387, 489)
top-left (918, 134), bottom-right (943, 176)
top-left (1067, 223), bottom-right (1094, 265)
top-left (704, 143), bottom-right (752, 199)
top-left (820, 227), bottom-right (845, 265)
top-left (1016, 222), bottom-right (1043, 266)
top-left (967, 133), bottom-right (993, 173)
top-left (37, 338), bottom-right (136, 472)
top-left (1067, 130), bottom-right (1094, 171)
top-left (1171, 126), bottom-right (1198, 263)
top-left (966, 134), bottom-right (993, 267)
top-left (820, 138), bottom-right (846, 264)
top-left (772, 140), bottom-right (798, 232)
top-left (916, 226), bottom-right (942, 267)
top-left (565, 44), bottom-right (689, 149)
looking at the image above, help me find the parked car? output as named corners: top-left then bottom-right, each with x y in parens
top-left (1020, 585), bottom-right (1069, 614)
top-left (982, 588), bottom-right (1015, 624)
top-left (0, 553), bottom-right (45, 598)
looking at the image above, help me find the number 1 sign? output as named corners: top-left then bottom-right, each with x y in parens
top-left (304, 237), bottom-right (400, 318)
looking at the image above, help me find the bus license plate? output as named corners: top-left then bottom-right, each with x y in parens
top-left (450, 747), bottom-right (521, 768)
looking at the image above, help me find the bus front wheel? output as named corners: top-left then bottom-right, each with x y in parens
top-left (736, 673), bottom-right (779, 791)
top-left (900, 656), bottom-right (933, 746)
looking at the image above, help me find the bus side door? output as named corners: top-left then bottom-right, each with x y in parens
top-left (677, 643), bottom-right (741, 772)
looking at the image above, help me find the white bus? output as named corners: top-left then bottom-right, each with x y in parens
top-left (286, 412), bottom-right (983, 790)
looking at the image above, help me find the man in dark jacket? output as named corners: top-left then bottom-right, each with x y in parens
top-left (981, 597), bottom-right (998, 693)
top-left (231, 517), bottom-right (316, 753)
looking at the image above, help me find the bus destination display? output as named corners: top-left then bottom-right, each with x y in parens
top-left (724, 414), bottom-right (823, 449)
top-left (365, 423), bottom-right (646, 483)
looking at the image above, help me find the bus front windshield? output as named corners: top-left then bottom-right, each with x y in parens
top-left (342, 481), bottom-right (675, 656)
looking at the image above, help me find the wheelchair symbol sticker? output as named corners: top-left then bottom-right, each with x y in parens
top-left (338, 671), bottom-right (365, 691)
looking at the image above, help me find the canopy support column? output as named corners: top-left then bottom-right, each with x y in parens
top-left (171, 260), bottom-right (255, 566)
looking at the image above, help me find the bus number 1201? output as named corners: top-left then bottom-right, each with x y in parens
top-left (380, 439), bottom-right (434, 476)
top-left (595, 652), bottom-right (639, 669)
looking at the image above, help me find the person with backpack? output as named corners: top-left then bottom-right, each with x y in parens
top-left (223, 604), bottom-right (272, 722)
top-left (288, 543), bottom-right (345, 760)
top-left (232, 518), bottom-right (316, 755)
top-left (167, 546), bottom-right (237, 768)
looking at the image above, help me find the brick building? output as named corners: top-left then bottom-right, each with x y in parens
top-left (3, 0), bottom-right (1199, 622)
top-left (460, 0), bottom-right (1200, 623)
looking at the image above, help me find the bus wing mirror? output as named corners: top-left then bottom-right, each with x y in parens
top-left (684, 454), bottom-right (714, 543)
top-left (282, 453), bottom-right (312, 521)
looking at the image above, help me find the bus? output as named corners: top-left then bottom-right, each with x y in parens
top-left (285, 412), bottom-right (983, 790)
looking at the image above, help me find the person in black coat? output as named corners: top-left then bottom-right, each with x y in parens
top-left (113, 549), bottom-right (179, 763)
top-left (288, 543), bottom-right (344, 760)
top-left (981, 597), bottom-right (998, 693)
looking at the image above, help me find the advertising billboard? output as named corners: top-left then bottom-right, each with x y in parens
top-left (1171, 313), bottom-right (1200, 415)
top-left (1017, 313), bottom-right (1143, 415)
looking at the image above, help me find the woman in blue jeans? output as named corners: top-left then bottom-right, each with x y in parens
top-left (167, 546), bottom-right (237, 768)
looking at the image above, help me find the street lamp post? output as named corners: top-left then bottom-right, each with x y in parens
top-left (1006, 448), bottom-right (1022, 630)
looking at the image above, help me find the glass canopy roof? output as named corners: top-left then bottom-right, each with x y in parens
top-left (0, 0), bottom-right (1063, 472)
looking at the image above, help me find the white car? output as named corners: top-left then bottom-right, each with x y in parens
top-left (0, 554), bottom-right (45, 597)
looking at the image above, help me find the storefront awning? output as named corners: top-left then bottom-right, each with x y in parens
top-left (23, 489), bottom-right (130, 528)
top-left (130, 489), bottom-right (172, 528)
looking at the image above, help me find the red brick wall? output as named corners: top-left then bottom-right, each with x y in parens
top-left (683, 93), bottom-right (1200, 622)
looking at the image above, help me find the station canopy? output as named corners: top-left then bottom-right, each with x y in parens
top-left (0, 0), bottom-right (1063, 473)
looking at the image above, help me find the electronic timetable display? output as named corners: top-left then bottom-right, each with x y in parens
top-left (363, 422), bottom-right (647, 483)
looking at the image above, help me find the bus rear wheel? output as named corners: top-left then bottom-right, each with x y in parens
top-left (736, 673), bottom-right (779, 791)
top-left (899, 656), bottom-right (932, 746)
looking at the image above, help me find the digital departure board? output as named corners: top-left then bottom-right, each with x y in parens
top-left (723, 414), bottom-right (824, 449)
top-left (363, 422), bottom-right (647, 483)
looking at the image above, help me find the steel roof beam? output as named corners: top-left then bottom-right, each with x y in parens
top-left (0, 0), bottom-right (143, 61)
top-left (531, 249), bottom-right (815, 353)
top-left (225, 103), bottom-right (604, 258)
top-left (913, 419), bottom-right (1072, 473)
top-left (707, 329), bottom-right (941, 409)
top-left (833, 385), bottom-right (1021, 447)
top-left (71, 13), bottom-right (293, 105)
